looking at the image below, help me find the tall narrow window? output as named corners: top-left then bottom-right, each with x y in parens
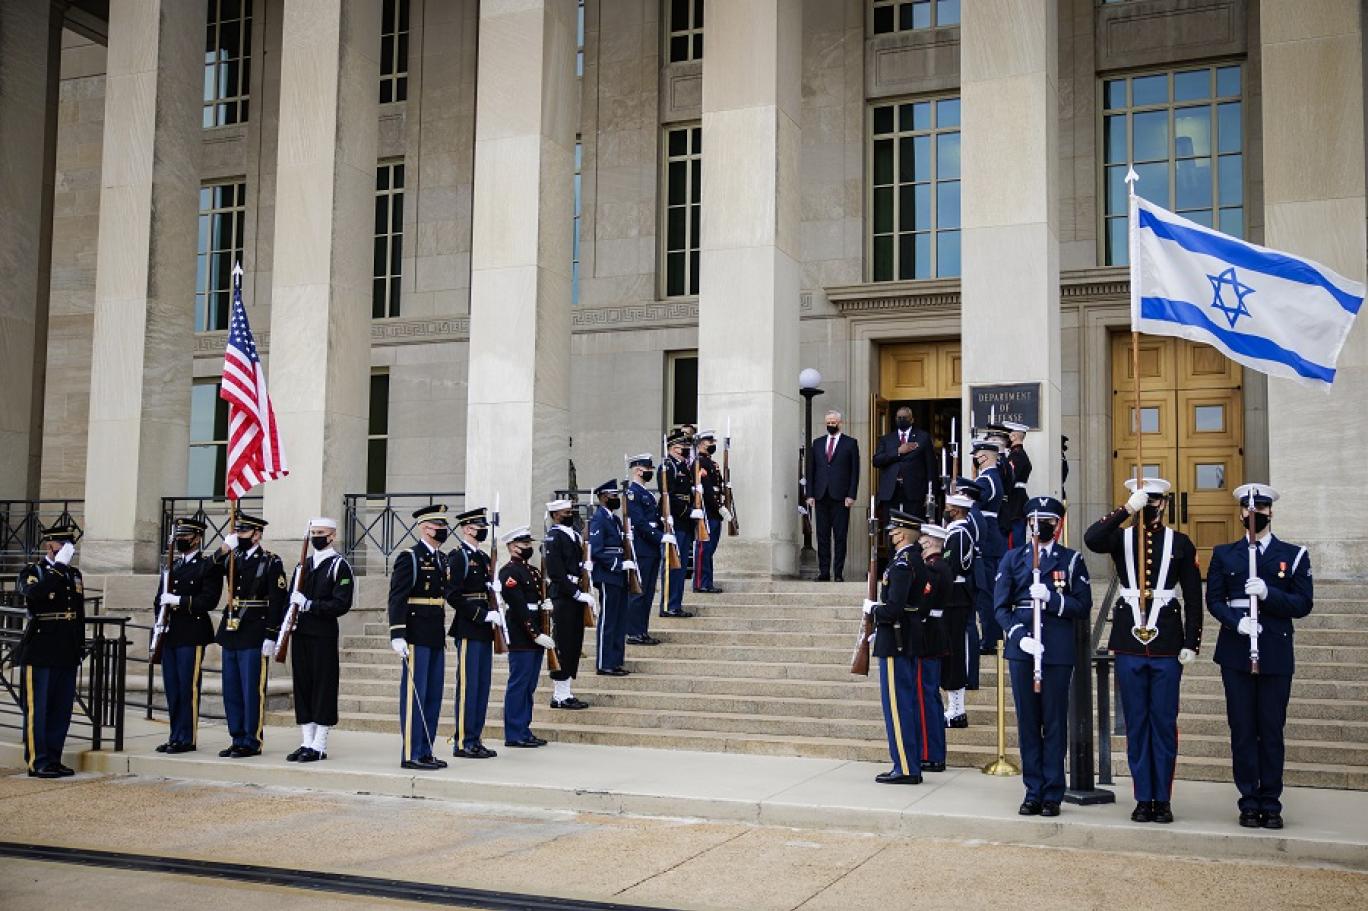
top-left (367, 373), bottom-right (390, 496)
top-left (868, 97), bottom-right (961, 281)
top-left (667, 0), bottom-right (704, 63)
top-left (1101, 65), bottom-right (1244, 265)
top-left (197, 181), bottom-right (247, 332)
top-left (871, 0), bottom-right (959, 34)
top-left (577, 0), bottom-right (586, 77)
top-left (203, 0), bottom-right (253, 127)
top-left (662, 124), bottom-right (701, 298)
top-left (573, 139), bottom-right (583, 305)
top-left (380, 0), bottom-right (410, 103)
top-left (373, 161), bottom-right (405, 319)
top-left (188, 380), bottom-right (229, 497)
top-left (667, 351), bottom-right (699, 428)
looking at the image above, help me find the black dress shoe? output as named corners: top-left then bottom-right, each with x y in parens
top-left (625, 635), bottom-right (647, 645)
top-left (815, 574), bottom-right (831, 582)
top-left (55, 764), bottom-right (76, 777)
top-left (286, 746), bottom-right (309, 761)
top-left (1041, 801), bottom-right (1061, 817)
top-left (660, 610), bottom-right (695, 618)
top-left (550, 697), bottom-right (590, 710)
top-left (29, 766), bottom-right (63, 779)
top-left (640, 635), bottom-right (661, 645)
top-left (1262, 812), bottom-right (1284, 830)
top-left (979, 645), bottom-right (999, 656)
top-left (700, 587), bottom-right (723, 594)
top-left (596, 667), bottom-right (627, 676)
top-left (922, 761), bottom-right (946, 773)
top-left (875, 770), bottom-right (922, 784)
top-left (947, 714), bottom-right (969, 729)
top-left (475, 742), bottom-right (498, 758)
top-left (401, 758), bottom-right (441, 770)
top-left (155, 741), bottom-right (172, 753)
top-left (232, 746), bottom-right (262, 758)
top-left (421, 755), bottom-right (448, 769)
top-left (218, 747), bottom-right (236, 758)
top-left (504, 739), bottom-right (540, 748)
top-left (528, 735), bottom-right (548, 746)
top-left (454, 745), bottom-right (495, 759)
top-left (1131, 801), bottom-right (1154, 822)
top-left (297, 748), bottom-right (322, 763)
top-left (834, 576), bottom-right (844, 583)
top-left (165, 742), bottom-right (197, 754)
top-left (1018, 800), bottom-right (1043, 816)
top-left (1239, 810), bottom-right (1262, 828)
top-left (1152, 801), bottom-right (1174, 824)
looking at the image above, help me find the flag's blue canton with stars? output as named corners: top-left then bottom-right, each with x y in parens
top-left (1208, 267), bottom-right (1254, 328)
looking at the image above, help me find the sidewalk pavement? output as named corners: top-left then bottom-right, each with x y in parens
top-left (7, 714), bottom-right (1367, 871)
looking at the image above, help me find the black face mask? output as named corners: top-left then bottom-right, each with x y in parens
top-left (1034, 521), bottom-right (1058, 542)
top-left (474, 527), bottom-right (489, 543)
top-left (1249, 512), bottom-right (1271, 534)
top-left (604, 496), bottom-right (621, 510)
top-left (702, 444), bottom-right (716, 455)
top-left (512, 544), bottom-right (533, 561)
top-left (641, 471), bottom-right (654, 483)
top-left (1142, 503), bottom-right (1164, 524)
top-left (895, 417), bottom-right (912, 431)
top-left (826, 425), bottom-right (840, 435)
top-left (310, 535), bottom-right (331, 551)
top-left (175, 538), bottom-right (196, 553)
top-left (432, 527), bottom-right (450, 544)
top-left (558, 514), bottom-right (575, 527)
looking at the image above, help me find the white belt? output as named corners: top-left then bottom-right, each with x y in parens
top-left (1118, 587), bottom-right (1176, 607)
top-left (1228, 598), bottom-right (1251, 608)
top-left (1014, 482), bottom-right (1027, 489)
top-left (929, 609), bottom-right (944, 618)
top-left (982, 511), bottom-right (998, 518)
top-left (954, 575), bottom-right (967, 583)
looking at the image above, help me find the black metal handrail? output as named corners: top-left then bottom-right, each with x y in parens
top-left (342, 492), bottom-right (462, 574)
top-left (0, 500), bottom-right (84, 575)
top-left (1088, 575), bottom-right (1121, 786)
top-left (161, 496), bottom-right (263, 551)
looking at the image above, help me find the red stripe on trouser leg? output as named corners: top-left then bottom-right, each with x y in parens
top-left (916, 658), bottom-right (929, 760)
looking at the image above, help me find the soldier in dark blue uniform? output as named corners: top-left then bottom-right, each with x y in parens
top-left (1001, 422), bottom-right (1032, 546)
top-left (914, 523), bottom-right (952, 771)
top-left (14, 521), bottom-right (85, 778)
top-left (952, 477), bottom-right (993, 676)
top-left (659, 431), bottom-right (696, 618)
top-left (212, 512), bottom-right (287, 758)
top-left (499, 526), bottom-right (555, 748)
top-left (1085, 477), bottom-right (1202, 823)
top-left (388, 504), bottom-right (463, 770)
top-left (544, 498), bottom-right (595, 709)
top-left (285, 518), bottom-right (354, 762)
top-left (941, 490), bottom-right (980, 724)
top-left (970, 441), bottom-right (1007, 653)
top-left (693, 431), bottom-right (728, 593)
top-left (590, 480), bottom-right (633, 675)
top-left (1207, 484), bottom-right (1312, 830)
top-left (866, 509), bottom-right (926, 784)
top-left (625, 455), bottom-right (664, 645)
top-left (447, 507), bottom-right (502, 758)
top-left (153, 517), bottom-right (223, 754)
top-left (993, 496), bottom-right (1092, 816)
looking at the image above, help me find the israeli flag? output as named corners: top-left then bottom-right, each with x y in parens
top-left (1129, 187), bottom-right (1364, 387)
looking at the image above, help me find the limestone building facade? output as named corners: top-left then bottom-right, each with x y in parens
top-left (2, 0), bottom-right (1364, 578)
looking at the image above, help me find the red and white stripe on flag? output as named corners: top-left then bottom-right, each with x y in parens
top-left (220, 264), bottom-right (288, 499)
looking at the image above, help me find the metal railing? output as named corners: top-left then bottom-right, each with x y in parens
top-left (1089, 574), bottom-right (1121, 786)
top-left (161, 496), bottom-right (263, 551)
top-left (0, 594), bottom-right (128, 753)
top-left (0, 500), bottom-right (84, 576)
top-left (342, 492), bottom-right (462, 575)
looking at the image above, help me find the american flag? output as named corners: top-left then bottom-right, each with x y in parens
top-left (221, 262), bottom-right (288, 499)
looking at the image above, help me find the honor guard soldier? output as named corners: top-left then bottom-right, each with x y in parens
top-left (590, 480), bottom-right (633, 675)
top-left (545, 499), bottom-right (594, 708)
top-left (285, 518), bottom-right (354, 762)
top-left (659, 431), bottom-right (696, 617)
top-left (692, 431), bottom-right (729, 593)
top-left (1001, 422), bottom-right (1032, 546)
top-left (14, 521), bottom-right (85, 778)
top-left (153, 517), bottom-right (223, 754)
top-left (212, 513), bottom-right (287, 758)
top-left (865, 509), bottom-right (926, 784)
top-left (624, 456), bottom-right (664, 645)
top-left (914, 524), bottom-right (952, 771)
top-left (941, 490), bottom-right (980, 724)
top-left (993, 496), bottom-right (1092, 817)
top-left (952, 476), bottom-right (993, 672)
top-left (1085, 478), bottom-right (1202, 823)
top-left (388, 505), bottom-right (462, 771)
top-left (1206, 484), bottom-right (1312, 830)
top-left (969, 442), bottom-right (1007, 653)
top-left (448, 507), bottom-right (501, 758)
top-left (499, 526), bottom-right (555, 748)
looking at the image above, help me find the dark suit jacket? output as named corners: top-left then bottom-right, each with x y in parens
top-left (808, 433), bottom-right (860, 502)
top-left (872, 427), bottom-right (939, 504)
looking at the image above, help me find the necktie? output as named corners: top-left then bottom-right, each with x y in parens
top-left (900, 431), bottom-right (907, 445)
top-left (826, 436), bottom-right (835, 463)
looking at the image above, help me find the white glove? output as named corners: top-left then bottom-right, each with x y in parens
top-left (574, 590), bottom-right (595, 605)
top-left (690, 508), bottom-right (705, 519)
top-left (1018, 636), bottom-right (1043, 656)
top-left (1178, 648), bottom-right (1196, 666)
top-left (719, 507), bottom-right (734, 523)
top-left (797, 506), bottom-right (809, 517)
top-left (487, 581), bottom-right (498, 593)
top-left (159, 592), bottom-right (181, 607)
top-left (581, 560), bottom-right (593, 573)
top-left (290, 591), bottom-right (307, 609)
top-left (693, 485), bottom-right (704, 494)
top-left (1125, 490), bottom-right (1150, 514)
top-left (534, 633), bottom-right (556, 650)
top-left (862, 599), bottom-right (880, 615)
top-left (1244, 577), bottom-right (1268, 600)
top-left (55, 542), bottom-right (76, 565)
top-left (662, 533), bottom-right (678, 547)
top-left (538, 599), bottom-right (554, 612)
top-left (1029, 582), bottom-right (1050, 603)
top-left (391, 638), bottom-right (408, 657)
top-left (224, 533), bottom-right (240, 550)
top-left (261, 641), bottom-right (277, 658)
top-left (1237, 617), bottom-right (1262, 637)
top-left (622, 560), bottom-right (637, 571)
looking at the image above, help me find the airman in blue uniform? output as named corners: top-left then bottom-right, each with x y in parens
top-left (625, 454), bottom-right (665, 645)
top-left (866, 509), bottom-right (927, 784)
top-left (993, 496), bottom-right (1092, 816)
top-left (590, 479), bottom-right (632, 675)
top-left (1206, 483), bottom-right (1312, 830)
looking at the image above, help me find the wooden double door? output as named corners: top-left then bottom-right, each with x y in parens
top-left (1111, 334), bottom-right (1244, 569)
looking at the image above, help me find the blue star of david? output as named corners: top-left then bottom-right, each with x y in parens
top-left (1208, 267), bottom-right (1255, 329)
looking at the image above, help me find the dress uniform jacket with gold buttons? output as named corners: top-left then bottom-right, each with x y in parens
top-left (388, 542), bottom-right (465, 649)
top-left (873, 545), bottom-right (926, 658)
top-left (212, 545), bottom-right (288, 649)
top-left (154, 553), bottom-right (222, 649)
top-left (15, 559), bottom-right (86, 667)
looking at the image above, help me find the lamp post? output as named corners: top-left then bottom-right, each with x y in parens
top-left (798, 369), bottom-right (823, 561)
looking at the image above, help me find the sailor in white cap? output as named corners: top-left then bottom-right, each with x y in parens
top-left (285, 517), bottom-right (354, 763)
top-left (544, 498), bottom-right (592, 710)
top-left (1206, 483), bottom-right (1312, 830)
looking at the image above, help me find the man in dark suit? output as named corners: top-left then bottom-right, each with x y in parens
top-left (806, 410), bottom-right (860, 582)
top-left (872, 405), bottom-right (939, 519)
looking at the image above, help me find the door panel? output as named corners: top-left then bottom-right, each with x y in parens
top-left (880, 345), bottom-right (936, 400)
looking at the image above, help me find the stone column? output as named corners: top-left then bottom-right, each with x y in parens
top-left (1261, 2), bottom-right (1366, 575)
top-left (464, 0), bottom-right (577, 530)
top-left (263, 0), bottom-right (381, 539)
top-left (960, 0), bottom-right (1062, 495)
top-left (0, 0), bottom-right (62, 499)
top-left (82, 0), bottom-right (201, 571)
top-left (697, 0), bottom-right (803, 576)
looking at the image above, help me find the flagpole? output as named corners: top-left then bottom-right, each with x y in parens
top-left (1126, 169), bottom-right (1149, 613)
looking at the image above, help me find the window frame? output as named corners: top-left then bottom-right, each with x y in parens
top-left (573, 137), bottom-right (583, 306)
top-left (203, 0), bottom-right (253, 128)
top-left (379, 0), bottom-right (410, 103)
top-left (188, 378), bottom-right (230, 497)
top-left (665, 0), bottom-right (704, 64)
top-left (373, 159), bottom-right (405, 320)
top-left (665, 350), bottom-right (699, 430)
top-left (869, 0), bottom-right (960, 36)
top-left (367, 371), bottom-right (391, 497)
top-left (196, 180), bottom-right (247, 333)
top-left (659, 123), bottom-right (702, 300)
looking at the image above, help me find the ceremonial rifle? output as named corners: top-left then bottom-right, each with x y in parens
top-left (273, 524), bottom-right (311, 663)
top-left (539, 531), bottom-right (561, 673)
top-left (691, 443), bottom-right (710, 543)
top-left (1029, 514), bottom-right (1044, 693)
top-left (574, 499), bottom-right (596, 628)
top-left (1245, 487), bottom-right (1260, 675)
top-left (798, 434), bottom-right (813, 541)
top-left (488, 493), bottom-right (509, 655)
top-left (850, 495), bottom-right (878, 677)
top-left (149, 528), bottom-right (176, 663)
top-left (722, 417), bottom-right (739, 535)
top-left (618, 473), bottom-right (644, 596)
top-left (658, 434), bottom-right (682, 571)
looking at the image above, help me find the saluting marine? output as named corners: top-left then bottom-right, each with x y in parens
top-left (213, 512), bottom-right (287, 758)
top-left (285, 518), bottom-right (354, 763)
top-left (624, 455), bottom-right (664, 645)
top-left (499, 526), bottom-right (556, 748)
top-left (659, 431), bottom-right (696, 618)
top-left (1206, 484), bottom-right (1312, 830)
top-left (993, 496), bottom-right (1092, 817)
top-left (864, 509), bottom-right (928, 785)
top-left (388, 505), bottom-right (463, 771)
top-left (448, 507), bottom-right (501, 759)
top-left (15, 521), bottom-right (85, 778)
top-left (1085, 478), bottom-right (1202, 824)
top-left (153, 516), bottom-right (223, 754)
top-left (544, 499), bottom-right (594, 709)
top-left (589, 480), bottom-right (633, 675)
